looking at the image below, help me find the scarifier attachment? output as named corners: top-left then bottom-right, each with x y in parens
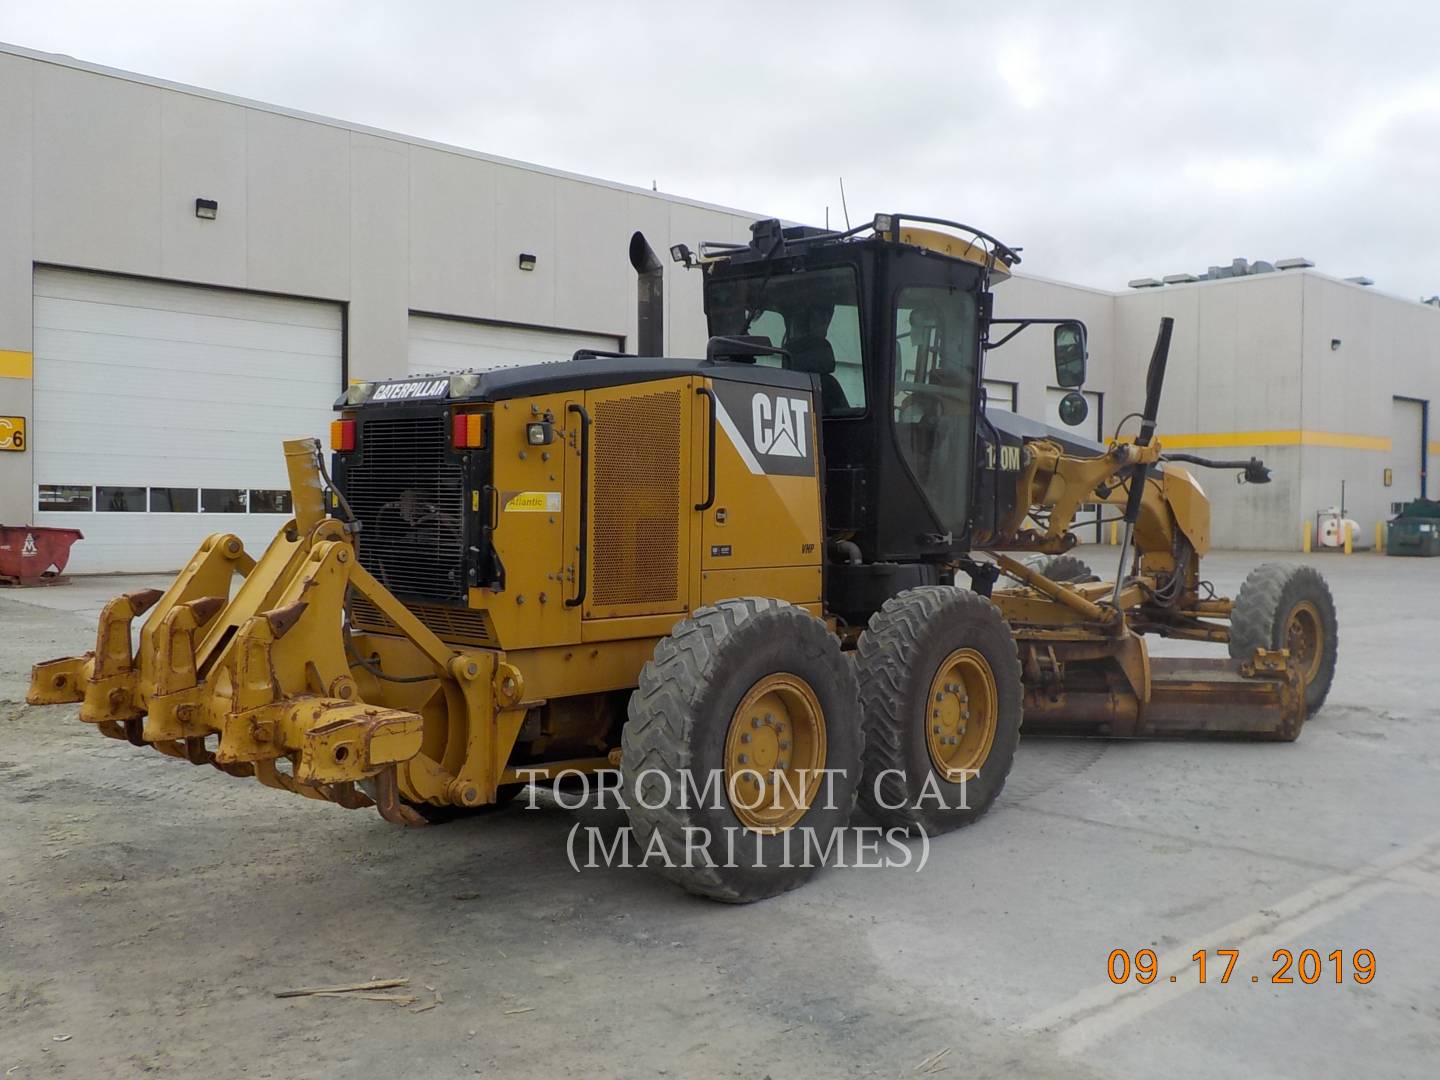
top-left (25, 439), bottom-right (436, 811)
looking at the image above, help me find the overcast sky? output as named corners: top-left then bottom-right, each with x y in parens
top-left (3, 1), bottom-right (1438, 298)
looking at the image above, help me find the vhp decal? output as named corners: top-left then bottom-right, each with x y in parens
top-left (711, 382), bottom-right (815, 477)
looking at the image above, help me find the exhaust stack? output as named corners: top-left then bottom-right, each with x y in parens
top-left (629, 231), bottom-right (664, 357)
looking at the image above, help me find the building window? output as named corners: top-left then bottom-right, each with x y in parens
top-left (201, 489), bottom-right (248, 513)
top-left (151, 487), bottom-right (199, 513)
top-left (983, 379), bottom-right (1018, 412)
top-left (97, 486), bottom-right (147, 512)
top-left (38, 485), bottom-right (93, 512)
top-left (248, 489), bottom-right (293, 514)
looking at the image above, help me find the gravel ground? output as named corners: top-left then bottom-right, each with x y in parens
top-left (2, 548), bottom-right (1437, 1079)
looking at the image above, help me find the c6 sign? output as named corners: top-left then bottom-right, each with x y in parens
top-left (0, 416), bottom-right (25, 452)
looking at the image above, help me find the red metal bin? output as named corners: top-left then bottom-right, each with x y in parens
top-left (0, 525), bottom-right (84, 586)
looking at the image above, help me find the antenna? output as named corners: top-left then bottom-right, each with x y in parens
top-left (838, 178), bottom-right (851, 230)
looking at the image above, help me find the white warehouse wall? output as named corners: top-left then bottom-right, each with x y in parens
top-left (3, 43), bottom-right (1438, 552)
top-left (0, 44), bottom-right (759, 527)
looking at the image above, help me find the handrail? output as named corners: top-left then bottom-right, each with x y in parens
top-left (694, 386), bottom-right (717, 511)
top-left (565, 403), bottom-right (591, 608)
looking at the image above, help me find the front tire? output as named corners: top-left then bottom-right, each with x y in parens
top-left (621, 598), bottom-right (862, 903)
top-left (856, 587), bottom-right (1022, 834)
top-left (1229, 564), bottom-right (1338, 713)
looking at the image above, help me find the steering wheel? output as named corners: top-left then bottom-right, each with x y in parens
top-left (896, 380), bottom-right (968, 424)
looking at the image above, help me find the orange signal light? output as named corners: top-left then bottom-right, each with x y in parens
top-left (452, 412), bottom-right (484, 449)
top-left (330, 419), bottom-right (356, 451)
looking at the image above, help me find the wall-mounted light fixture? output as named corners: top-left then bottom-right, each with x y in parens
top-left (195, 198), bottom-right (218, 220)
top-left (517, 252), bottom-right (537, 272)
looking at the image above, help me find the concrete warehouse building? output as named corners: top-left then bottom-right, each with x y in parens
top-left (1, 42), bottom-right (1436, 571)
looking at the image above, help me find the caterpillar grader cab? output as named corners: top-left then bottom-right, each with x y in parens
top-left (27, 213), bottom-right (1338, 902)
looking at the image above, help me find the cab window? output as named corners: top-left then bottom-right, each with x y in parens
top-left (891, 285), bottom-right (979, 533)
top-left (706, 267), bottom-right (867, 416)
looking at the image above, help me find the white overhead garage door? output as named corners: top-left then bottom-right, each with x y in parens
top-left (408, 314), bottom-right (622, 375)
top-left (33, 269), bottom-right (343, 574)
top-left (1388, 397), bottom-right (1425, 509)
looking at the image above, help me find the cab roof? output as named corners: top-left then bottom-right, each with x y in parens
top-left (699, 213), bottom-right (1019, 283)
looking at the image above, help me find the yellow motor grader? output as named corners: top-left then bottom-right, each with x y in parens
top-left (28, 213), bottom-right (1337, 902)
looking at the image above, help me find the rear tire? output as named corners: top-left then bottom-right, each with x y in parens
top-left (856, 587), bottom-right (1022, 835)
top-left (1229, 564), bottom-right (1338, 713)
top-left (621, 598), bottom-right (862, 903)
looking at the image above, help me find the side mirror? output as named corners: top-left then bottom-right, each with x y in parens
top-left (1057, 391), bottom-right (1089, 427)
top-left (1053, 321), bottom-right (1087, 387)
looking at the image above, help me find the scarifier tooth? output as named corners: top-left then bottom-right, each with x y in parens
top-left (188, 595), bottom-right (227, 623)
top-left (126, 588), bottom-right (164, 617)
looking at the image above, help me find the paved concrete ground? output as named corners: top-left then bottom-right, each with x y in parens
top-left (2, 549), bottom-right (1437, 1078)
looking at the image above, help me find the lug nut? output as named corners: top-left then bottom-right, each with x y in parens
top-left (778, 741), bottom-right (789, 750)
top-left (752, 716), bottom-right (763, 728)
top-left (933, 725), bottom-right (943, 734)
top-left (738, 754), bottom-right (749, 765)
top-left (776, 760), bottom-right (788, 770)
top-left (740, 732), bottom-right (751, 744)
top-left (946, 682), bottom-right (959, 693)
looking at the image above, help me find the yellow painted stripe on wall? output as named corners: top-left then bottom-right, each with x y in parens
top-left (1154, 429), bottom-right (1392, 452)
top-left (0, 350), bottom-right (33, 379)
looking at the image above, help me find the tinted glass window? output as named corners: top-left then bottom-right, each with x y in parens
top-left (249, 489), bottom-right (293, 514)
top-left (38, 485), bottom-right (92, 512)
top-left (97, 486), bottom-right (146, 512)
top-left (201, 489), bottom-right (247, 513)
top-left (707, 267), bottom-right (867, 416)
top-left (151, 488), bottom-right (199, 512)
top-left (892, 285), bottom-right (979, 533)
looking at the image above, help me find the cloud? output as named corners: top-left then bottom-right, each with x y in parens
top-left (3, 0), bottom-right (1438, 298)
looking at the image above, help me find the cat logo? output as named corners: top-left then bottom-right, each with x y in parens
top-left (710, 382), bottom-right (816, 478)
top-left (752, 393), bottom-right (809, 459)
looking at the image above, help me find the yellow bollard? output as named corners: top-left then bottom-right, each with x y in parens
top-left (1302, 520), bottom-right (1312, 554)
top-left (1343, 521), bottom-right (1353, 555)
top-left (1375, 520), bottom-right (1385, 553)
top-left (1110, 521), bottom-right (1119, 546)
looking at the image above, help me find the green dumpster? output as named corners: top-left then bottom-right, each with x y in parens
top-left (1387, 498), bottom-right (1440, 557)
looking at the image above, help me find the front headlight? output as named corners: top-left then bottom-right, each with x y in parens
top-left (449, 371), bottom-right (485, 398)
top-left (345, 381), bottom-right (377, 405)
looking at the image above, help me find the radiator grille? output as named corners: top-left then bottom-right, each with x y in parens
top-left (592, 390), bottom-right (682, 607)
top-left (349, 593), bottom-right (497, 647)
top-left (346, 415), bottom-right (467, 601)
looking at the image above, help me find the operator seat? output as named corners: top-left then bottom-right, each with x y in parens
top-left (784, 336), bottom-right (850, 415)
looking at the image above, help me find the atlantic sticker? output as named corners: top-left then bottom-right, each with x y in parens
top-left (504, 491), bottom-right (562, 513)
top-left (710, 382), bottom-right (816, 478)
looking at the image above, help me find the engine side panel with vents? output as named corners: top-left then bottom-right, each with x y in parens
top-left (580, 379), bottom-right (694, 619)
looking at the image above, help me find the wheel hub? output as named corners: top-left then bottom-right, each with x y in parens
top-left (724, 673), bottom-right (826, 833)
top-left (925, 648), bottom-right (998, 782)
top-left (1285, 600), bottom-right (1324, 683)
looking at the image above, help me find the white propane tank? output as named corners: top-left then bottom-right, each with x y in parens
top-left (1317, 507), bottom-right (1360, 548)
